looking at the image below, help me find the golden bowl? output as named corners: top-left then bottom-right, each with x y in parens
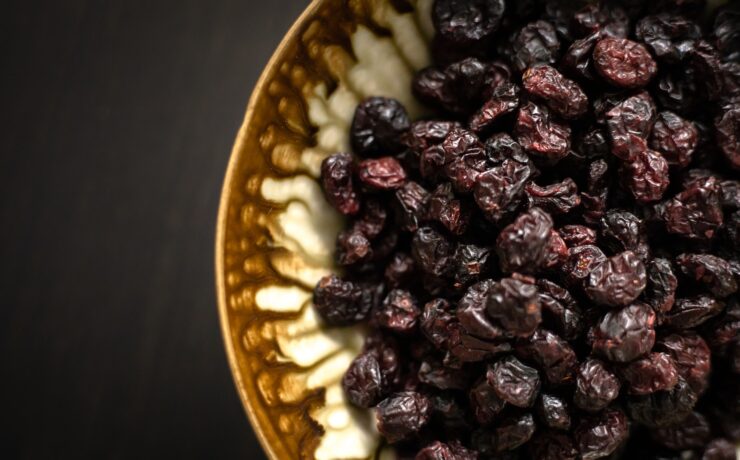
top-left (215, 1), bottom-right (435, 458)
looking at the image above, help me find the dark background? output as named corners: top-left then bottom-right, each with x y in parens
top-left (0, 1), bottom-right (309, 457)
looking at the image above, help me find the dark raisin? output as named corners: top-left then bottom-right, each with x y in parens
top-left (516, 328), bottom-right (577, 385)
top-left (658, 176), bottom-right (724, 240)
top-left (432, 0), bottom-right (505, 47)
top-left (600, 210), bottom-right (649, 261)
top-left (688, 40), bottom-right (724, 102)
top-left (496, 207), bottom-right (554, 274)
top-left (418, 357), bottom-right (470, 390)
top-left (507, 21), bottom-right (561, 73)
top-left (486, 276), bottom-right (542, 338)
top-left (605, 91), bottom-right (657, 162)
top-left (491, 412), bottom-right (536, 452)
top-left (453, 244), bottom-right (491, 288)
top-left (572, 3), bottom-right (629, 38)
top-left (376, 391), bottom-right (432, 443)
top-left (457, 280), bottom-right (504, 340)
top-left (585, 251), bottom-right (647, 307)
top-left (426, 183), bottom-right (471, 236)
top-left (591, 302), bottom-right (656, 362)
top-left (515, 101), bottom-right (571, 160)
top-left (420, 298), bottom-right (454, 351)
top-left (351, 97), bottom-right (410, 156)
top-left (558, 225), bottom-right (597, 247)
top-left (522, 64), bottom-right (588, 119)
top-left (412, 226), bottom-right (456, 278)
top-left (336, 229), bottom-right (372, 265)
top-left (469, 376), bottom-right (506, 425)
top-left (321, 152), bottom-right (360, 215)
top-left (714, 5), bottom-right (740, 63)
top-left (313, 274), bottom-right (374, 326)
top-left (664, 295), bottom-right (725, 329)
top-left (343, 342), bottom-right (400, 407)
top-left (415, 440), bottom-right (477, 460)
top-left (715, 103), bottom-right (740, 170)
top-left (620, 148), bottom-right (670, 203)
top-left (403, 120), bottom-right (462, 156)
top-left (543, 229), bottom-right (569, 269)
top-left (537, 279), bottom-right (585, 340)
top-left (474, 157), bottom-right (535, 223)
top-left (574, 358), bottom-right (621, 412)
top-left (385, 252), bottom-right (416, 289)
top-left (702, 438), bottom-right (737, 460)
top-left (593, 38), bottom-right (658, 88)
top-left (644, 258), bottom-right (678, 314)
top-left (560, 32), bottom-right (600, 82)
top-left (536, 393), bottom-right (571, 430)
top-left (655, 333), bottom-right (711, 395)
top-left (561, 244), bottom-right (607, 288)
top-left (469, 82), bottom-right (520, 134)
top-left (627, 377), bottom-right (698, 428)
top-left (487, 355), bottom-right (541, 408)
top-left (651, 411), bottom-right (711, 450)
top-left (650, 111), bottom-right (699, 168)
top-left (528, 431), bottom-right (578, 460)
top-left (676, 253), bottom-right (738, 298)
top-left (441, 128), bottom-right (487, 193)
top-left (358, 157), bottom-right (408, 190)
top-left (635, 14), bottom-right (701, 64)
top-left (375, 289), bottom-right (420, 334)
top-left (525, 179), bottom-right (580, 215)
top-left (620, 352), bottom-right (679, 395)
top-left (395, 181), bottom-right (430, 232)
top-left (575, 407), bottom-right (629, 460)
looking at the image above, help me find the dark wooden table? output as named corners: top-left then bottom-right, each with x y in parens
top-left (0, 1), bottom-right (309, 457)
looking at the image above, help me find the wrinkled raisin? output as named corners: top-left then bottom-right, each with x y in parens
top-left (515, 101), bottom-right (571, 159)
top-left (376, 391), bottom-right (432, 443)
top-left (487, 355), bottom-right (541, 408)
top-left (574, 358), bottom-right (621, 412)
top-left (592, 302), bottom-right (656, 362)
top-left (351, 97), bottom-right (410, 156)
top-left (594, 38), bottom-right (658, 88)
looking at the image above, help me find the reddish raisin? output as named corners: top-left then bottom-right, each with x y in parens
top-left (593, 38), bottom-right (658, 88)
top-left (522, 64), bottom-right (588, 119)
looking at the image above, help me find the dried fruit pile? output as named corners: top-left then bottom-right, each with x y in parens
top-left (314, 1), bottom-right (740, 458)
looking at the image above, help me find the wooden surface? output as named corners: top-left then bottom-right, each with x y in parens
top-left (0, 1), bottom-right (309, 457)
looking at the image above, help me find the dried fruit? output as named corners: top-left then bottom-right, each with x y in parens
top-left (358, 157), bottom-right (407, 190)
top-left (575, 408), bottom-right (629, 460)
top-left (574, 358), bottom-right (621, 412)
top-left (351, 97), bottom-right (410, 156)
top-left (522, 64), bottom-right (588, 119)
top-left (515, 101), bottom-right (571, 159)
top-left (375, 289), bottom-right (420, 334)
top-left (376, 391), bottom-right (432, 443)
top-left (487, 355), bottom-right (541, 407)
top-left (495, 207), bottom-right (554, 274)
top-left (591, 303), bottom-right (656, 362)
top-left (620, 352), bottom-right (679, 395)
top-left (536, 393), bottom-right (571, 430)
top-left (321, 152), bottom-right (360, 215)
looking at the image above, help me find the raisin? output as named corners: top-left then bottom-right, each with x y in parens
top-left (528, 431), bottom-right (578, 460)
top-left (515, 101), bottom-right (571, 160)
top-left (474, 157), bottom-right (535, 223)
top-left (321, 152), bottom-right (360, 215)
top-left (385, 252), bottom-right (416, 289)
top-left (351, 97), bottom-right (410, 156)
top-left (376, 391), bottom-right (432, 443)
top-left (651, 411), bottom-right (711, 450)
top-left (572, 3), bottom-right (629, 38)
top-left (536, 393), bottom-right (571, 430)
top-left (313, 274), bottom-right (375, 326)
top-left (432, 0), bottom-right (505, 47)
top-left (591, 302), bottom-right (656, 362)
top-left (575, 127), bottom-right (610, 161)
top-left (415, 440), bottom-right (477, 460)
top-left (645, 258), bottom-right (678, 314)
top-left (650, 111), bottom-right (699, 168)
top-left (516, 328), bottom-right (577, 385)
top-left (688, 40), bottom-right (724, 102)
top-left (343, 343), bottom-right (400, 407)
top-left (414, 59), bottom-right (491, 115)
top-left (561, 244), bottom-right (607, 288)
top-left (605, 91), bottom-right (657, 162)
top-left (507, 20), bottom-right (561, 73)
top-left (441, 128), bottom-right (487, 193)
top-left (375, 289), bottom-right (420, 334)
top-left (496, 207), bottom-right (554, 274)
top-left (336, 229), bottom-right (372, 265)
top-left (600, 210), bottom-right (649, 261)
top-left (469, 82), bottom-right (520, 134)
top-left (485, 276), bottom-right (542, 338)
top-left (659, 176), bottom-right (724, 240)
top-left (715, 103), bottom-right (740, 170)
top-left (457, 280), bottom-right (504, 340)
top-left (525, 179), bottom-right (581, 215)
top-left (655, 332), bottom-right (711, 395)
top-left (487, 355), bottom-right (541, 408)
top-left (714, 5), bottom-right (740, 63)
top-left (412, 226), bottom-right (456, 278)
top-left (418, 357), bottom-right (470, 390)
top-left (627, 377), bottom-right (698, 428)
top-left (664, 295), bottom-right (725, 329)
top-left (575, 408), bottom-right (629, 460)
top-left (358, 157), bottom-right (408, 190)
top-left (635, 14), bottom-right (701, 64)
top-left (522, 64), bottom-right (588, 119)
top-left (403, 120), bottom-right (462, 156)
top-left (558, 225), bottom-right (597, 247)
top-left (593, 38), bottom-right (658, 88)
top-left (426, 183), bottom-right (470, 236)
top-left (489, 412), bottom-right (537, 452)
top-left (574, 358), bottom-right (621, 412)
top-left (584, 251), bottom-right (647, 307)
top-left (537, 279), bottom-right (585, 340)
top-left (620, 148), bottom-right (670, 203)
top-left (469, 377), bottom-right (506, 425)
top-left (676, 253), bottom-right (738, 298)
top-left (620, 352), bottom-right (679, 395)
top-left (453, 244), bottom-right (491, 288)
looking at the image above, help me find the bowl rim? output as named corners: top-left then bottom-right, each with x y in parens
top-left (215, 1), bottom-right (324, 459)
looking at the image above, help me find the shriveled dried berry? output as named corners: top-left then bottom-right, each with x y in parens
top-left (418, 358), bottom-right (469, 390)
top-left (515, 102), bottom-right (571, 160)
top-left (403, 120), bottom-right (461, 156)
top-left (585, 251), bottom-right (647, 307)
top-left (635, 14), bottom-right (701, 64)
top-left (426, 183), bottom-right (470, 236)
top-left (313, 274), bottom-right (374, 326)
top-left (592, 302), bottom-right (656, 362)
top-left (432, 0), bottom-right (505, 47)
top-left (487, 355), bottom-right (541, 408)
top-left (415, 440), bottom-right (477, 460)
top-left (620, 148), bottom-right (670, 203)
top-left (528, 431), bottom-right (578, 460)
top-left (594, 38), bottom-right (658, 88)
top-left (572, 3), bottom-right (629, 38)
top-left (714, 5), bottom-right (740, 62)
top-left (627, 377), bottom-right (698, 427)
top-left (620, 352), bottom-right (679, 395)
top-left (651, 411), bottom-right (711, 450)
top-left (665, 295), bottom-right (725, 329)
top-left (644, 258), bottom-right (678, 314)
top-left (516, 328), bottom-right (577, 385)
top-left (385, 252), bottom-right (416, 289)
top-left (358, 157), bottom-right (407, 190)
top-left (375, 289), bottom-right (420, 334)
top-left (351, 199), bottom-right (388, 239)
top-left (575, 408), bottom-right (629, 460)
top-left (605, 91), bottom-right (657, 162)
top-left (336, 229), bottom-right (372, 265)
top-left (474, 157), bottom-right (535, 223)
top-left (469, 377), bottom-right (506, 425)
top-left (676, 253), bottom-right (738, 298)
top-left (522, 64), bottom-right (588, 119)
top-left (600, 210), bottom-right (649, 261)
top-left (561, 244), bottom-right (607, 288)
top-left (702, 438), bottom-right (736, 460)
top-left (650, 111), bottom-right (699, 168)
top-left (558, 225), bottom-right (597, 247)
top-left (486, 277), bottom-right (542, 338)
top-left (656, 333), bottom-right (711, 395)
top-left (525, 179), bottom-right (580, 215)
top-left (394, 181), bottom-right (429, 232)
top-left (659, 176), bottom-right (724, 240)
top-left (351, 97), bottom-right (410, 156)
top-left (491, 412), bottom-right (536, 452)
top-left (507, 21), bottom-right (561, 73)
top-left (457, 280), bottom-right (504, 340)
top-left (537, 393), bottom-right (571, 430)
top-left (343, 344), bottom-right (400, 408)
top-left (537, 279), bottom-right (585, 340)
top-left (376, 391), bottom-right (432, 443)
top-left (453, 244), bottom-right (491, 288)
top-left (574, 358), bottom-right (621, 412)
top-left (561, 32), bottom-right (601, 82)
top-left (469, 82), bottom-right (520, 134)
top-left (321, 152), bottom-right (360, 215)
top-left (496, 207), bottom-right (554, 274)
top-left (420, 298), bottom-right (454, 350)
top-left (715, 103), bottom-right (740, 170)
top-left (412, 226), bottom-right (456, 278)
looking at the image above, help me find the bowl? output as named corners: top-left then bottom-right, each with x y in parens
top-left (215, 1), bottom-right (435, 458)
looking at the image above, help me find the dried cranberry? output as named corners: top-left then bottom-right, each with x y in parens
top-left (593, 38), bottom-right (658, 88)
top-left (650, 111), bottom-right (699, 168)
top-left (620, 148), bottom-right (670, 203)
top-left (659, 176), bottom-right (724, 240)
top-left (358, 157), bottom-right (407, 190)
top-left (385, 252), bottom-right (416, 289)
top-left (525, 179), bottom-right (580, 215)
top-left (418, 358), bottom-right (470, 390)
top-left (490, 412), bottom-right (536, 452)
top-left (676, 253), bottom-right (738, 298)
top-left (515, 102), bottom-right (571, 160)
top-left (574, 358), bottom-right (621, 412)
top-left (336, 229), bottom-right (372, 265)
top-left (420, 298), bottom-right (454, 350)
top-left (585, 251), bottom-right (647, 307)
top-left (453, 244), bottom-right (491, 288)
top-left (469, 82), bottom-right (520, 134)
top-left (600, 210), bottom-right (649, 261)
top-left (516, 328), bottom-right (577, 385)
top-left (496, 207), bottom-right (554, 274)
top-left (714, 5), bottom-right (740, 63)
top-left (320, 152), bottom-right (360, 215)
top-left (561, 244), bottom-right (607, 288)
top-left (620, 352), bottom-right (679, 395)
top-left (474, 157), bottom-right (535, 223)
top-left (522, 64), bottom-right (588, 119)
top-left (351, 97), bottom-right (410, 157)
top-left (558, 225), bottom-right (597, 247)
top-left (457, 280), bottom-right (504, 340)
top-left (605, 91), bottom-right (657, 162)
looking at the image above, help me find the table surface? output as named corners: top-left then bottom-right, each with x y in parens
top-left (0, 1), bottom-right (309, 457)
